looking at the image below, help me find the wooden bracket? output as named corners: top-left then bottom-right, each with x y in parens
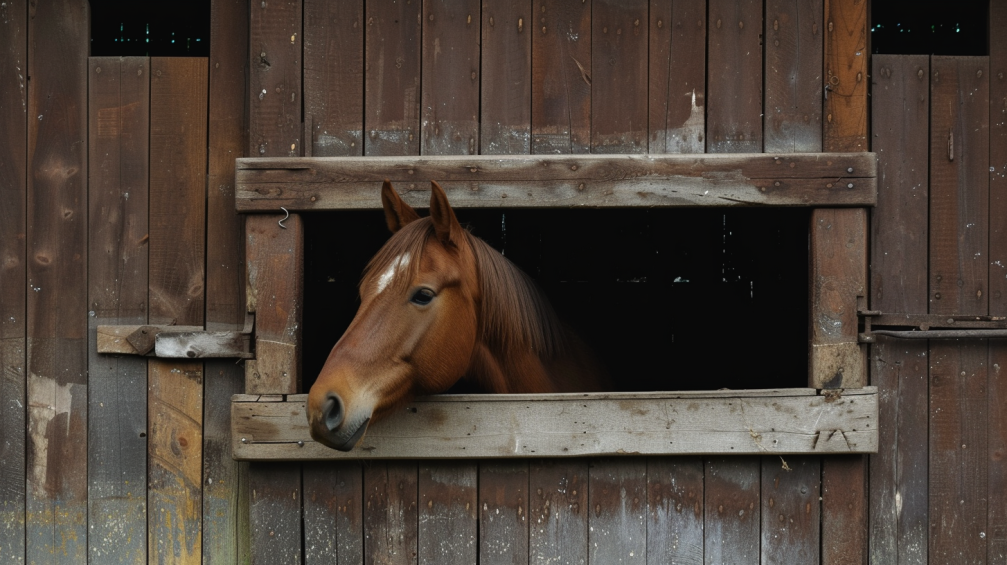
top-left (97, 314), bottom-right (255, 359)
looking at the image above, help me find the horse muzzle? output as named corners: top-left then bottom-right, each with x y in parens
top-left (308, 392), bottom-right (372, 452)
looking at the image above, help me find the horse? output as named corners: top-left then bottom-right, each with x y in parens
top-left (306, 180), bottom-right (609, 451)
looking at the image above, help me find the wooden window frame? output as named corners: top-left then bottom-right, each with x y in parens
top-left (231, 153), bottom-right (878, 461)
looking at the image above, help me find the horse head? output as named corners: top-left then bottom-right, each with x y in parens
top-left (306, 180), bottom-right (480, 451)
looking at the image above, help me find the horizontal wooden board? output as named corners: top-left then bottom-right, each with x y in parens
top-left (232, 388), bottom-right (878, 460)
top-left (234, 153), bottom-right (877, 211)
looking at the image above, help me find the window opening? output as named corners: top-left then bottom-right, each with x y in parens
top-left (89, 0), bottom-right (210, 57)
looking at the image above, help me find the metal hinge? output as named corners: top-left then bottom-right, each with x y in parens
top-left (858, 311), bottom-right (1007, 343)
top-left (97, 314), bottom-right (254, 359)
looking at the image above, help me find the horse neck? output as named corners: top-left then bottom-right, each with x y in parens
top-left (467, 341), bottom-right (561, 394)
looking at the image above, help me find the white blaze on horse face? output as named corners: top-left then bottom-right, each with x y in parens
top-left (376, 252), bottom-right (411, 295)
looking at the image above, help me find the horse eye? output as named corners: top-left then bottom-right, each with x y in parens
top-left (410, 288), bottom-right (435, 306)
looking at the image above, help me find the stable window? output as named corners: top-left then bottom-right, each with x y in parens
top-left (229, 153), bottom-right (879, 460)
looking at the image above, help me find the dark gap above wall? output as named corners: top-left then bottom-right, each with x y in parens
top-left (872, 0), bottom-right (989, 55)
top-left (90, 0), bottom-right (210, 57)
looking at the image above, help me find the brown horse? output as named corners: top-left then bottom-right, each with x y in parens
top-left (306, 180), bottom-right (608, 451)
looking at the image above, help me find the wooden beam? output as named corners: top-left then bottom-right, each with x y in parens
top-left (234, 153), bottom-right (877, 211)
top-left (231, 388), bottom-right (879, 461)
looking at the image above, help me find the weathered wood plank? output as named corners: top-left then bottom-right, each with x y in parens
top-left (646, 457), bottom-right (703, 564)
top-left (930, 56), bottom-right (990, 317)
top-left (823, 0), bottom-right (868, 152)
top-left (868, 54), bottom-right (930, 565)
top-left (760, 456), bottom-right (820, 564)
top-left (810, 208), bottom-right (867, 389)
top-left (929, 342), bottom-right (988, 563)
top-left (232, 388), bottom-right (879, 460)
top-left (86, 55), bottom-right (149, 565)
top-left (531, 0), bottom-right (591, 154)
top-left (591, 0), bottom-right (648, 154)
top-left (304, 0), bottom-right (363, 157)
top-left (249, 0), bottom-right (301, 157)
top-left (421, 0), bottom-right (480, 156)
top-left (303, 462), bottom-right (363, 565)
top-left (363, 462), bottom-right (418, 565)
top-left (764, 0), bottom-right (823, 153)
top-left (0, 0), bottom-right (28, 561)
top-left (153, 331), bottom-right (252, 359)
top-left (480, 0), bottom-right (532, 155)
top-left (25, 0), bottom-right (90, 560)
top-left (245, 214), bottom-right (303, 393)
top-left (363, 0), bottom-right (421, 156)
top-left (704, 457), bottom-right (759, 564)
top-left (147, 57), bottom-right (208, 565)
top-left (96, 325), bottom-right (204, 355)
top-left (417, 462), bottom-right (478, 565)
top-left (234, 153), bottom-right (877, 211)
top-left (648, 0), bottom-right (705, 154)
top-left (249, 463), bottom-right (302, 565)
top-left (991, 7), bottom-right (1007, 563)
top-left (479, 462), bottom-right (529, 565)
top-left (588, 458), bottom-right (647, 564)
top-left (706, 0), bottom-right (763, 153)
top-left (821, 455), bottom-right (867, 565)
top-left (529, 460), bottom-right (588, 565)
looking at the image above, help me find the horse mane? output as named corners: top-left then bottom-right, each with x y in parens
top-left (361, 217), bottom-right (567, 359)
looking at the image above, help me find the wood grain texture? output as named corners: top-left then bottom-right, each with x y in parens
top-left (929, 342), bottom-right (988, 563)
top-left (703, 458), bottom-right (759, 564)
top-left (245, 214), bottom-right (303, 393)
top-left (147, 57), bottom-right (208, 565)
top-left (764, 0), bottom-right (823, 153)
top-left (529, 460), bottom-right (588, 565)
top-left (363, 0), bottom-right (422, 156)
top-left (363, 462), bottom-right (419, 565)
top-left (420, 0), bottom-right (480, 156)
top-left (479, 461), bottom-right (529, 565)
top-left (480, 0), bottom-right (532, 154)
top-left (591, 0), bottom-right (648, 154)
top-left (232, 388), bottom-right (880, 460)
top-left (706, 0), bottom-right (763, 153)
top-left (868, 54), bottom-right (930, 565)
top-left (304, 0), bottom-right (363, 157)
top-left (531, 0), bottom-right (591, 154)
top-left (249, 463), bottom-right (302, 565)
top-left (646, 458), bottom-right (704, 564)
top-left (589, 459), bottom-right (647, 564)
top-left (417, 462), bottom-right (478, 565)
top-left (823, 0), bottom-right (867, 152)
top-left (991, 1), bottom-right (1007, 317)
top-left (249, 0), bottom-right (301, 157)
top-left (821, 455), bottom-right (867, 565)
top-left (648, 0), bottom-right (706, 154)
top-left (86, 56), bottom-right (149, 565)
top-left (929, 56), bottom-right (990, 317)
top-left (303, 462), bottom-right (363, 565)
top-left (0, 0), bottom-right (28, 561)
top-left (25, 0), bottom-right (90, 561)
top-left (234, 153), bottom-right (877, 211)
top-left (870, 55), bottom-right (929, 314)
top-left (992, 9), bottom-right (1007, 563)
top-left (760, 456), bottom-right (820, 564)
top-left (810, 208), bottom-right (867, 389)
top-left (206, 0), bottom-right (249, 331)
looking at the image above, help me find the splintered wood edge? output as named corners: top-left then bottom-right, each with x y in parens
top-left (231, 387), bottom-right (879, 460)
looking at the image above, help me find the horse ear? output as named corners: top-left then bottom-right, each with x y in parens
top-left (429, 181), bottom-right (463, 246)
top-left (381, 180), bottom-right (420, 233)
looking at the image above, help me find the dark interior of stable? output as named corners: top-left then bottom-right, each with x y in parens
top-left (301, 208), bottom-right (810, 392)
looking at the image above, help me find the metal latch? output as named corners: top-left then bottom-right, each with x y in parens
top-left (97, 314), bottom-right (254, 359)
top-left (858, 311), bottom-right (1007, 343)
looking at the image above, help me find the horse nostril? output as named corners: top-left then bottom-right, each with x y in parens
top-left (323, 394), bottom-right (345, 432)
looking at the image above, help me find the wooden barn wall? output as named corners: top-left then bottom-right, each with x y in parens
top-left (0, 0), bottom-right (1004, 563)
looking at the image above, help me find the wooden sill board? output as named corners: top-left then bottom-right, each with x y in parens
top-left (234, 153), bottom-right (877, 212)
top-left (231, 387), bottom-right (878, 460)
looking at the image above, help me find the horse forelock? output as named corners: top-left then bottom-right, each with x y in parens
top-left (361, 217), bottom-right (564, 358)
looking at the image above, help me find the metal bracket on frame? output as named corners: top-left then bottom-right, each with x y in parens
top-left (858, 310), bottom-right (1007, 342)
